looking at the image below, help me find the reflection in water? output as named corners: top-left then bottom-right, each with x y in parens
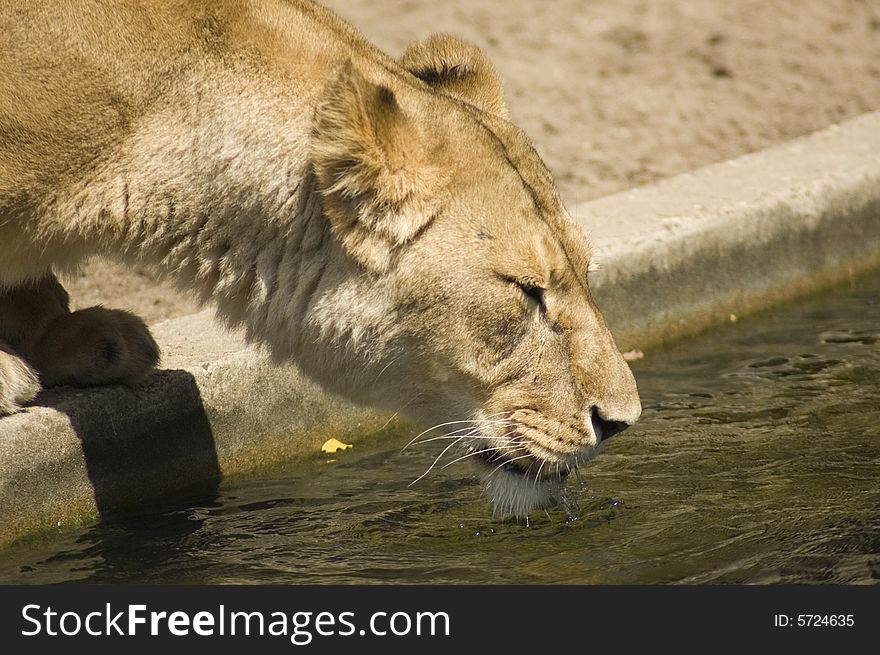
top-left (2, 272), bottom-right (879, 584)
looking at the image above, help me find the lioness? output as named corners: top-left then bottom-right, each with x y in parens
top-left (0, 0), bottom-right (640, 515)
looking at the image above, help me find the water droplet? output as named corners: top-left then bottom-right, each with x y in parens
top-left (557, 487), bottom-right (582, 518)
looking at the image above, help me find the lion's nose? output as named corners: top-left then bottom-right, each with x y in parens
top-left (590, 406), bottom-right (630, 442)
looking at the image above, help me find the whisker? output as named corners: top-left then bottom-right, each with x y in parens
top-left (401, 416), bottom-right (511, 451)
top-left (409, 430), bottom-right (514, 446)
top-left (441, 446), bottom-right (500, 469)
top-left (373, 356), bottom-right (399, 383)
top-left (378, 411), bottom-right (400, 433)
top-left (409, 433), bottom-right (472, 486)
top-left (440, 439), bottom-right (527, 469)
top-left (533, 460), bottom-right (546, 486)
top-left (487, 453), bottom-right (533, 478)
top-left (487, 446), bottom-right (528, 461)
top-left (407, 423), bottom-right (517, 455)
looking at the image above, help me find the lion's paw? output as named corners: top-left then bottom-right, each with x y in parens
top-left (29, 307), bottom-right (160, 388)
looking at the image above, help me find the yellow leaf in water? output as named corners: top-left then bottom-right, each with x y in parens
top-left (321, 438), bottom-right (352, 454)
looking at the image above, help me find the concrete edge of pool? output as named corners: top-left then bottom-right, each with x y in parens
top-left (1, 112), bottom-right (879, 547)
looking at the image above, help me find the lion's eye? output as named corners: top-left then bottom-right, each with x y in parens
top-left (517, 282), bottom-right (546, 315)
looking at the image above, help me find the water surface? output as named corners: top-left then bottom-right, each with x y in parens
top-left (2, 272), bottom-right (878, 584)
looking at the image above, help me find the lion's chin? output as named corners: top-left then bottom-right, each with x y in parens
top-left (471, 450), bottom-right (569, 518)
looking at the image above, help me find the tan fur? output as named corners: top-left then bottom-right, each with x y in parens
top-left (0, 0), bottom-right (640, 514)
top-left (400, 34), bottom-right (508, 119)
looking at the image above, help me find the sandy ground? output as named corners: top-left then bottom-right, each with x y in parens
top-left (61, 0), bottom-right (880, 323)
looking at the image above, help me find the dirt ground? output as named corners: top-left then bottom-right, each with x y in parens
top-left (62, 0), bottom-right (880, 323)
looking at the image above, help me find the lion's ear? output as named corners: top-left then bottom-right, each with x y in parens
top-left (312, 62), bottom-right (442, 272)
top-left (400, 34), bottom-right (507, 118)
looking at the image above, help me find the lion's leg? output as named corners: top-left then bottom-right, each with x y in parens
top-left (0, 343), bottom-right (41, 415)
top-left (0, 274), bottom-right (68, 415)
top-left (0, 274), bottom-right (159, 413)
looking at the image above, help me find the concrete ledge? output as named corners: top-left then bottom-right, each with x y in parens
top-left (2, 112), bottom-right (880, 546)
top-left (582, 112), bottom-right (880, 347)
top-left (0, 315), bottom-right (405, 545)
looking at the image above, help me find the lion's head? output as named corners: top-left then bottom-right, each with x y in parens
top-left (302, 35), bottom-right (640, 516)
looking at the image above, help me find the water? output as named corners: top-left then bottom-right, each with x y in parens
top-left (2, 272), bottom-right (879, 584)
